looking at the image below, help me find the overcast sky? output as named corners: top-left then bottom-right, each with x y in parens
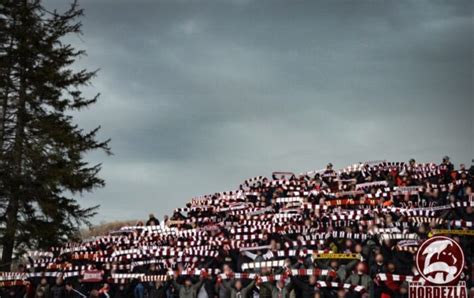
top-left (45, 0), bottom-right (473, 224)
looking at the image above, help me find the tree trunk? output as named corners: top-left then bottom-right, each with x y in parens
top-left (0, 1), bottom-right (27, 271)
top-left (0, 74), bottom-right (26, 271)
top-left (0, 195), bottom-right (20, 271)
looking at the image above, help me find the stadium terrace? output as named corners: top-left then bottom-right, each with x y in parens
top-left (1, 158), bottom-right (473, 298)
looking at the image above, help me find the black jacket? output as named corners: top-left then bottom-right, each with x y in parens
top-left (290, 277), bottom-right (317, 298)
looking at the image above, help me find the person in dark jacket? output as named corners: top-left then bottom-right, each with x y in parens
top-left (111, 284), bottom-right (129, 298)
top-left (290, 275), bottom-right (318, 298)
top-left (217, 264), bottom-right (233, 298)
top-left (171, 276), bottom-right (204, 298)
top-left (3, 287), bottom-right (26, 298)
top-left (257, 268), bottom-right (272, 298)
top-left (64, 282), bottom-right (79, 298)
top-left (148, 280), bottom-right (169, 298)
top-left (201, 277), bottom-right (216, 298)
top-left (36, 278), bottom-right (51, 298)
top-left (369, 253), bottom-right (386, 297)
top-left (146, 214), bottom-right (160, 226)
top-left (51, 277), bottom-right (65, 298)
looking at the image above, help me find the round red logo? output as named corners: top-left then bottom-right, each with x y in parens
top-left (416, 236), bottom-right (464, 285)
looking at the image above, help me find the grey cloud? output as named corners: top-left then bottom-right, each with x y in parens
top-left (45, 0), bottom-right (473, 222)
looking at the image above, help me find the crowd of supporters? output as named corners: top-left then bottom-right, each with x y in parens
top-left (1, 157), bottom-right (473, 298)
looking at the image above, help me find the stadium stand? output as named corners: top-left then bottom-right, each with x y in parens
top-left (0, 157), bottom-right (473, 298)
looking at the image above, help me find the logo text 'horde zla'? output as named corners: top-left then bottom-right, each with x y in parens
top-left (410, 236), bottom-right (467, 298)
top-left (415, 235), bottom-right (464, 285)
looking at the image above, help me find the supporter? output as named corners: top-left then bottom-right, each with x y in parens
top-left (50, 277), bottom-right (65, 298)
top-left (35, 278), bottom-right (51, 298)
top-left (257, 268), bottom-right (273, 298)
top-left (222, 277), bottom-right (256, 298)
top-left (111, 284), bottom-right (128, 298)
top-left (369, 253), bottom-right (386, 297)
top-left (197, 276), bottom-right (215, 298)
top-left (379, 262), bottom-right (401, 297)
top-left (442, 156), bottom-right (454, 172)
top-left (64, 282), bottom-right (76, 298)
top-left (336, 288), bottom-right (347, 298)
top-left (88, 289), bottom-right (99, 298)
top-left (260, 278), bottom-right (292, 298)
top-left (290, 275), bottom-right (318, 298)
top-left (314, 259), bottom-right (358, 282)
top-left (160, 215), bottom-right (169, 228)
top-left (16, 265), bottom-right (26, 274)
top-left (344, 262), bottom-right (372, 298)
top-left (147, 280), bottom-right (168, 298)
top-left (171, 275), bottom-right (205, 298)
top-left (133, 282), bottom-right (145, 298)
top-left (5, 288), bottom-right (18, 297)
top-left (217, 264), bottom-right (233, 298)
top-left (35, 288), bottom-right (45, 298)
top-left (146, 214), bottom-right (160, 226)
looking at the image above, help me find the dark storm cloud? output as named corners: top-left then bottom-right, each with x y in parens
top-left (45, 0), bottom-right (473, 222)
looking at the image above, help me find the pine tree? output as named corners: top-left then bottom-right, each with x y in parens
top-left (0, 0), bottom-right (111, 270)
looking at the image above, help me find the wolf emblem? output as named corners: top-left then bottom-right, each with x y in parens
top-left (417, 237), bottom-right (464, 284)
